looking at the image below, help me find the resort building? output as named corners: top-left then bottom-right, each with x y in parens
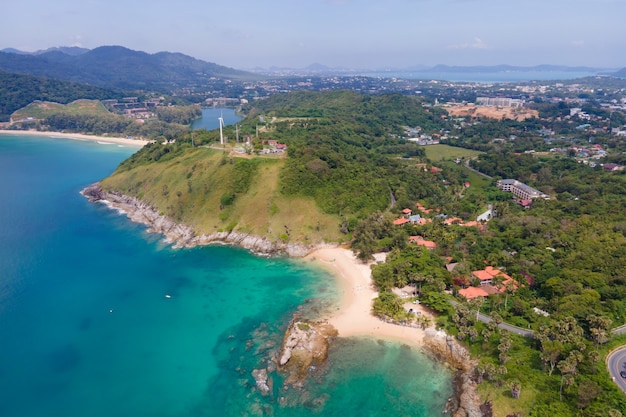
top-left (497, 179), bottom-right (549, 200)
top-left (476, 97), bottom-right (525, 108)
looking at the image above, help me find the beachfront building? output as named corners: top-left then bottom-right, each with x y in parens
top-left (497, 179), bottom-right (549, 200)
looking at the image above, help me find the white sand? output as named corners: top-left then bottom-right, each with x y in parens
top-left (307, 247), bottom-right (430, 346)
top-left (0, 130), bottom-right (151, 147)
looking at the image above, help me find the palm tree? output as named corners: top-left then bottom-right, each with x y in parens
top-left (511, 380), bottom-right (521, 399)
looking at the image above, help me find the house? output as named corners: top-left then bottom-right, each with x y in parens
top-left (471, 266), bottom-right (512, 285)
top-left (409, 236), bottom-right (438, 249)
top-left (459, 287), bottom-right (489, 299)
top-left (408, 214), bottom-right (422, 224)
top-left (476, 204), bottom-right (493, 222)
top-left (602, 163), bottom-right (621, 172)
top-left (461, 221), bottom-right (480, 228)
top-left (402, 208), bottom-right (413, 216)
top-left (393, 218), bottom-right (410, 225)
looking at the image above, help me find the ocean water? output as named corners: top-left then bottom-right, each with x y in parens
top-left (0, 134), bottom-right (453, 417)
top-left (359, 70), bottom-right (600, 83)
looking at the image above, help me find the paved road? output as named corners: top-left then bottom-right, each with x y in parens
top-left (475, 311), bottom-right (535, 338)
top-left (613, 324), bottom-right (626, 335)
top-left (448, 300), bottom-right (535, 338)
top-left (607, 347), bottom-right (626, 393)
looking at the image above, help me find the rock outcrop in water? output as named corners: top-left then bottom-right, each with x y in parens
top-left (81, 183), bottom-right (320, 257)
top-left (277, 318), bottom-right (337, 389)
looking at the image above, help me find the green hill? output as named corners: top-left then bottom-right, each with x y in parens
top-left (0, 70), bottom-right (122, 122)
top-left (102, 147), bottom-right (344, 245)
top-left (12, 99), bottom-right (110, 120)
top-left (100, 91), bottom-right (454, 246)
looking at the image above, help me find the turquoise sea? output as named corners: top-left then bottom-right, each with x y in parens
top-left (0, 134), bottom-right (453, 417)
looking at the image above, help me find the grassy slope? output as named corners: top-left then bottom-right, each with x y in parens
top-left (423, 144), bottom-right (483, 161)
top-left (101, 147), bottom-right (344, 245)
top-left (12, 99), bottom-right (110, 119)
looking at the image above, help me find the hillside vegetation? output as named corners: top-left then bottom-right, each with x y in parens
top-left (0, 70), bottom-right (121, 122)
top-left (102, 147), bottom-right (344, 244)
top-left (12, 99), bottom-right (110, 120)
top-left (101, 91), bottom-right (454, 245)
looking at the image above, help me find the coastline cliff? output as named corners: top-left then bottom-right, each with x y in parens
top-left (81, 183), bottom-right (323, 257)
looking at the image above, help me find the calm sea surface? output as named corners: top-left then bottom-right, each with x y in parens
top-left (0, 134), bottom-right (453, 417)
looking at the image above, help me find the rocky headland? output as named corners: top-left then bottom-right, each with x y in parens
top-left (81, 183), bottom-right (321, 257)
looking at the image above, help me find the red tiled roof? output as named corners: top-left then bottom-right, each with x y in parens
top-left (409, 236), bottom-right (437, 249)
top-left (402, 208), bottom-right (412, 214)
top-left (393, 218), bottom-right (410, 225)
top-left (459, 287), bottom-right (489, 299)
top-left (472, 266), bottom-right (512, 282)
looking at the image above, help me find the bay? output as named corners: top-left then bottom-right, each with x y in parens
top-left (0, 134), bottom-right (453, 417)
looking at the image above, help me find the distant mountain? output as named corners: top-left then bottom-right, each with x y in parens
top-left (1, 46), bottom-right (89, 56)
top-left (0, 48), bottom-right (29, 55)
top-left (0, 45), bottom-right (256, 92)
top-left (613, 67), bottom-right (626, 78)
top-left (34, 46), bottom-right (90, 56)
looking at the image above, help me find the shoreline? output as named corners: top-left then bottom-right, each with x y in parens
top-left (0, 129), bottom-right (151, 147)
top-left (305, 247), bottom-right (482, 416)
top-left (81, 184), bottom-right (482, 415)
top-left (306, 247), bottom-right (429, 346)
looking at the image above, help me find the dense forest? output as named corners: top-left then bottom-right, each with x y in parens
top-left (0, 70), bottom-right (122, 122)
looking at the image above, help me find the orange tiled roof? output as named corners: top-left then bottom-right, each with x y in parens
top-left (393, 218), bottom-right (410, 225)
top-left (472, 266), bottom-right (512, 282)
top-left (459, 287), bottom-right (489, 299)
top-left (409, 235), bottom-right (437, 249)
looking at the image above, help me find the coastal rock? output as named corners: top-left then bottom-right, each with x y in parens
top-left (422, 329), bottom-right (483, 417)
top-left (277, 319), bottom-right (337, 388)
top-left (251, 368), bottom-right (271, 396)
top-left (81, 183), bottom-right (324, 257)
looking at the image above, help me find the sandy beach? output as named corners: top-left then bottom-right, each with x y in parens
top-left (0, 130), bottom-right (151, 147)
top-left (307, 247), bottom-right (431, 347)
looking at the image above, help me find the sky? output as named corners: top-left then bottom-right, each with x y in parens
top-left (2, 0), bottom-right (625, 70)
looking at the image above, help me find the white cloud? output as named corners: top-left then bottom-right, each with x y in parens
top-left (447, 37), bottom-right (488, 50)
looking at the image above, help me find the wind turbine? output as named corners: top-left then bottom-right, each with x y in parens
top-left (218, 112), bottom-right (225, 145)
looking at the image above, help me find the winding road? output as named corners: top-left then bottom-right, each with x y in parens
top-left (607, 347), bottom-right (626, 393)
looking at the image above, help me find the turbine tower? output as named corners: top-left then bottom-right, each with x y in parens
top-left (218, 113), bottom-right (225, 145)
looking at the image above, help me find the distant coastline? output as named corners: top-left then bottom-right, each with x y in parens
top-left (0, 130), bottom-right (150, 147)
